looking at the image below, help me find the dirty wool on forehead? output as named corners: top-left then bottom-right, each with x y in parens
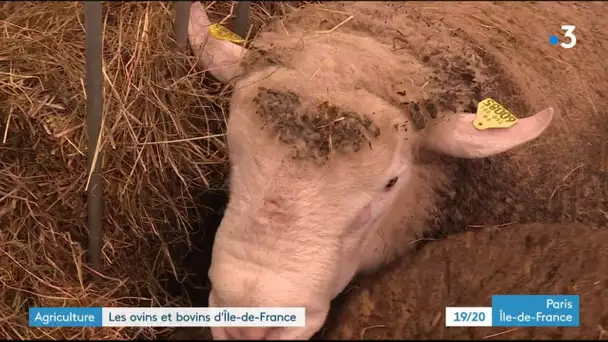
top-left (252, 86), bottom-right (382, 164)
top-left (232, 86), bottom-right (398, 199)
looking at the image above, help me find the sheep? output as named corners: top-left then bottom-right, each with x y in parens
top-left (186, 1), bottom-right (555, 340)
top-left (319, 222), bottom-right (607, 340)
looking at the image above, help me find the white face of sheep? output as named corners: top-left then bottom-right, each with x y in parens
top-left (188, 3), bottom-right (554, 340)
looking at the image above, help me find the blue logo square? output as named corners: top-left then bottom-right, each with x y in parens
top-left (492, 295), bottom-right (579, 327)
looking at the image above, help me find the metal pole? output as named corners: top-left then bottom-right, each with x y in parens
top-left (173, 1), bottom-right (191, 52)
top-left (84, 1), bottom-right (103, 270)
top-left (234, 1), bottom-right (251, 39)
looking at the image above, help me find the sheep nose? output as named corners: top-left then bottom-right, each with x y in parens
top-left (224, 327), bottom-right (273, 340)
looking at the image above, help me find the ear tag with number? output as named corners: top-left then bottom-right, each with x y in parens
top-left (473, 98), bottom-right (519, 131)
top-left (208, 23), bottom-right (245, 43)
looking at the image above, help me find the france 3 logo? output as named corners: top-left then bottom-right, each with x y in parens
top-left (549, 25), bottom-right (576, 49)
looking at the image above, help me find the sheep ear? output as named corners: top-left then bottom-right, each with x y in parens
top-left (420, 107), bottom-right (555, 158)
top-left (188, 1), bottom-right (248, 83)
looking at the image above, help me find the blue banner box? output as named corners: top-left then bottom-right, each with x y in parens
top-left (492, 295), bottom-right (579, 327)
top-left (29, 307), bottom-right (103, 327)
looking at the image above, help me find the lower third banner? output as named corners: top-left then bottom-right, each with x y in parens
top-left (29, 307), bottom-right (306, 327)
top-left (445, 294), bottom-right (580, 327)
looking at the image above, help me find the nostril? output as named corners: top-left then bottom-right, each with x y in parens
top-left (224, 327), bottom-right (274, 340)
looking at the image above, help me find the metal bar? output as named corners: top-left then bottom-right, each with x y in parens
top-left (84, 1), bottom-right (103, 270)
top-left (234, 1), bottom-right (251, 39)
top-left (173, 1), bottom-right (191, 52)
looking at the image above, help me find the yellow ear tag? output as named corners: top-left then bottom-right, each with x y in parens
top-left (473, 98), bottom-right (519, 130)
top-left (208, 23), bottom-right (245, 44)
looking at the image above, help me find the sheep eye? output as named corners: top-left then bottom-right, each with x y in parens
top-left (384, 177), bottom-right (399, 190)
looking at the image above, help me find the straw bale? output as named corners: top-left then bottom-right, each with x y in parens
top-left (0, 1), bottom-right (306, 339)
